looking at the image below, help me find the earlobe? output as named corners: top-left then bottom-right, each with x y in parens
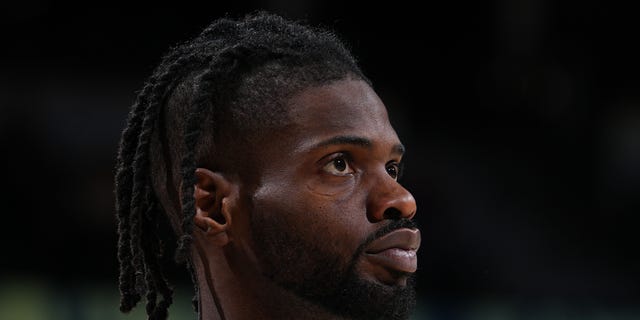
top-left (193, 168), bottom-right (234, 247)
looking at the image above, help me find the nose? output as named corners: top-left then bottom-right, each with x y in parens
top-left (366, 174), bottom-right (417, 223)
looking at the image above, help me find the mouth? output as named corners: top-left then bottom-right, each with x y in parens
top-left (364, 228), bottom-right (421, 274)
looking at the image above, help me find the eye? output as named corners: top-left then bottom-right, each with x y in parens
top-left (322, 154), bottom-right (354, 176)
top-left (386, 162), bottom-right (402, 181)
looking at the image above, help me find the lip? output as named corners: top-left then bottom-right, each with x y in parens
top-left (365, 228), bottom-right (421, 254)
top-left (364, 228), bottom-right (421, 274)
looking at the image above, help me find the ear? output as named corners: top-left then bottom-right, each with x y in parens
top-left (193, 167), bottom-right (234, 246)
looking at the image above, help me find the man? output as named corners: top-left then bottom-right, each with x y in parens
top-left (115, 11), bottom-right (420, 320)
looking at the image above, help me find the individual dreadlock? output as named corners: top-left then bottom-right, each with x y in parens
top-left (114, 11), bottom-right (370, 319)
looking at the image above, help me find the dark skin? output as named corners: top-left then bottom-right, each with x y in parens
top-left (190, 78), bottom-right (419, 320)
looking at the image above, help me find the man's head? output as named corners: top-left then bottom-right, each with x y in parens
top-left (115, 11), bottom-right (419, 320)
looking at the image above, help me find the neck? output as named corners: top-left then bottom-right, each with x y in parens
top-left (191, 243), bottom-right (346, 320)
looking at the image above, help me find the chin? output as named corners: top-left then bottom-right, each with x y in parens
top-left (320, 272), bottom-right (417, 320)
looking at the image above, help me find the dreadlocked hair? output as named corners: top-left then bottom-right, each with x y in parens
top-left (114, 11), bottom-right (369, 319)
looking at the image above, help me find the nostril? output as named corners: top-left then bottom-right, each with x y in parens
top-left (383, 207), bottom-right (403, 220)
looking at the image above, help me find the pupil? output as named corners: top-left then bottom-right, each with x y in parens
top-left (335, 159), bottom-right (346, 171)
top-left (387, 166), bottom-right (397, 178)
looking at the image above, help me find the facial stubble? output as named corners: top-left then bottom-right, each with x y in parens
top-left (250, 216), bottom-right (419, 320)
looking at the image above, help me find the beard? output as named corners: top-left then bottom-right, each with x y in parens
top-left (251, 216), bottom-right (419, 320)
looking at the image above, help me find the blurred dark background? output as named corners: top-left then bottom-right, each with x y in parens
top-left (1, 1), bottom-right (639, 319)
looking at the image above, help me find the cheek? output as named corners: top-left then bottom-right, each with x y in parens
top-left (305, 175), bottom-right (355, 197)
top-left (252, 181), bottom-right (370, 257)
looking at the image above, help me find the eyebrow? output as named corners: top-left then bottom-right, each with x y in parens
top-left (312, 135), bottom-right (405, 155)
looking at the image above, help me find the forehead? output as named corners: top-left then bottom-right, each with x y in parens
top-left (285, 79), bottom-right (398, 144)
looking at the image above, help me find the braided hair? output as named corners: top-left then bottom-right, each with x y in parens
top-left (114, 11), bottom-right (370, 319)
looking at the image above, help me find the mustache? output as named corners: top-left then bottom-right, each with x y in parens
top-left (353, 218), bottom-right (420, 260)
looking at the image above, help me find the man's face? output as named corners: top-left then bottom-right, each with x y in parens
top-left (236, 79), bottom-right (419, 319)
